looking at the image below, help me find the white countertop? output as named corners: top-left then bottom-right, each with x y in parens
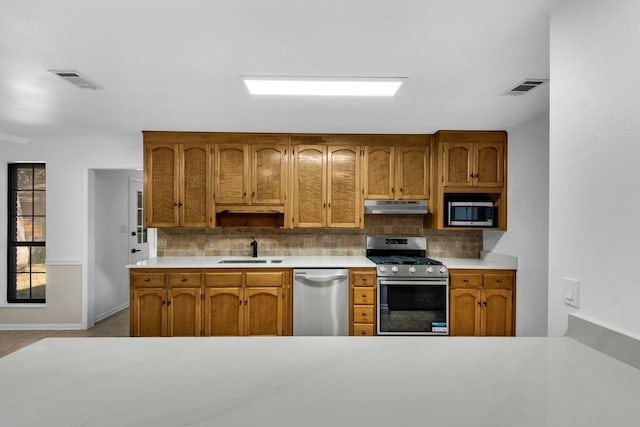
top-left (129, 256), bottom-right (376, 269)
top-left (1, 337), bottom-right (638, 426)
top-left (128, 253), bottom-right (516, 270)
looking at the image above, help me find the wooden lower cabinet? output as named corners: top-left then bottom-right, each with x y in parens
top-left (449, 269), bottom-right (515, 336)
top-left (131, 268), bottom-right (291, 337)
top-left (349, 268), bottom-right (377, 336)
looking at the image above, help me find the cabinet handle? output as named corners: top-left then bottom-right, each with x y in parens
top-left (328, 203), bottom-right (331, 208)
top-left (496, 280), bottom-right (503, 283)
top-left (323, 203), bottom-right (326, 208)
top-left (463, 279), bottom-right (469, 283)
top-left (362, 313), bottom-right (367, 317)
top-left (239, 299), bottom-right (242, 306)
top-left (243, 192), bottom-right (247, 197)
top-left (173, 202), bottom-right (179, 207)
top-left (361, 294), bottom-right (367, 298)
top-left (144, 278), bottom-right (151, 282)
top-left (181, 278), bottom-right (187, 282)
top-left (178, 202), bottom-right (183, 207)
top-left (477, 301), bottom-right (482, 306)
top-left (251, 191), bottom-right (255, 198)
top-left (482, 301), bottom-right (487, 306)
top-left (167, 301), bottom-right (172, 306)
top-left (245, 300), bottom-right (248, 305)
top-left (361, 331), bottom-right (367, 335)
top-left (162, 301), bottom-right (166, 305)
top-left (391, 187), bottom-right (394, 193)
top-left (400, 187), bottom-right (403, 193)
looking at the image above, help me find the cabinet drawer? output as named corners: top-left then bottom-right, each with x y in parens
top-left (204, 272), bottom-right (244, 287)
top-left (167, 272), bottom-right (202, 287)
top-left (353, 324), bottom-right (375, 336)
top-left (131, 272), bottom-right (165, 288)
top-left (353, 306), bottom-right (374, 324)
top-left (353, 287), bottom-right (375, 305)
top-left (351, 271), bottom-right (376, 287)
top-left (483, 273), bottom-right (514, 290)
top-left (450, 273), bottom-right (482, 289)
top-left (245, 271), bottom-right (285, 287)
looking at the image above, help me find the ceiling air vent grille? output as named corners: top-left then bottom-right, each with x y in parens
top-left (502, 78), bottom-right (548, 96)
top-left (48, 69), bottom-right (103, 90)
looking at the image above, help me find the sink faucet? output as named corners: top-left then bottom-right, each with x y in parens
top-left (250, 237), bottom-right (258, 258)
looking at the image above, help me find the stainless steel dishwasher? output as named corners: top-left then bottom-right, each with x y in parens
top-left (293, 269), bottom-right (349, 336)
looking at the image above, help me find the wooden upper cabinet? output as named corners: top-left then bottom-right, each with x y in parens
top-left (251, 144), bottom-right (287, 205)
top-left (292, 145), bottom-right (326, 228)
top-left (363, 143), bottom-right (429, 200)
top-left (144, 139), bottom-right (212, 228)
top-left (363, 145), bottom-right (395, 199)
top-left (144, 143), bottom-right (180, 227)
top-left (292, 144), bottom-right (362, 228)
top-left (215, 144), bottom-right (249, 204)
top-left (327, 146), bottom-right (361, 228)
top-left (396, 145), bottom-right (429, 199)
top-left (441, 133), bottom-right (505, 188)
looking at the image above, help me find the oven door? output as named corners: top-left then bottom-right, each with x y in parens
top-left (377, 278), bottom-right (449, 335)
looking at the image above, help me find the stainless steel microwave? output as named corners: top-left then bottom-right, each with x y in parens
top-left (447, 201), bottom-right (494, 226)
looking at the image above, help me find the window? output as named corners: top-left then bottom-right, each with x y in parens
top-left (8, 163), bottom-right (46, 303)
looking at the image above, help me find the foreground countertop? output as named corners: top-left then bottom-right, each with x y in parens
top-left (1, 336), bottom-right (638, 427)
top-left (128, 255), bottom-right (376, 269)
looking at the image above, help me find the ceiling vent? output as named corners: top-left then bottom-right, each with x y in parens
top-left (48, 69), bottom-right (103, 90)
top-left (502, 78), bottom-right (548, 96)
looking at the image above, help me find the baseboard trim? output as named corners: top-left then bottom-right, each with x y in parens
top-left (567, 313), bottom-right (640, 370)
top-left (95, 303), bottom-right (129, 322)
top-left (0, 323), bottom-right (83, 331)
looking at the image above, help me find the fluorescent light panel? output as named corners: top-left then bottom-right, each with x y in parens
top-left (244, 77), bottom-right (404, 96)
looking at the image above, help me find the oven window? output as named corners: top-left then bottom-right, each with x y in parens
top-left (379, 284), bottom-right (447, 333)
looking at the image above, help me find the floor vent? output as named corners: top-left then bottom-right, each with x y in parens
top-left (48, 69), bottom-right (103, 90)
top-left (502, 78), bottom-right (547, 96)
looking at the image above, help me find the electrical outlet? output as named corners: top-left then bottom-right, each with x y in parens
top-left (563, 277), bottom-right (580, 308)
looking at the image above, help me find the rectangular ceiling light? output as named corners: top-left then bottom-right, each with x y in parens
top-left (243, 76), bottom-right (405, 96)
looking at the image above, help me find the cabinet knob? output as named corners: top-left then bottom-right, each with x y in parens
top-left (361, 331), bottom-right (367, 335)
top-left (463, 279), bottom-right (469, 283)
top-left (144, 278), bottom-right (151, 282)
top-left (181, 278), bottom-right (187, 282)
top-left (496, 280), bottom-right (503, 283)
top-left (361, 294), bottom-right (367, 298)
top-left (362, 313), bottom-right (367, 317)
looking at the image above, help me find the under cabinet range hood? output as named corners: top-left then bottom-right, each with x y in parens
top-left (364, 200), bottom-right (428, 214)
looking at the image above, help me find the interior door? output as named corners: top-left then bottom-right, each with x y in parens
top-left (129, 178), bottom-right (149, 264)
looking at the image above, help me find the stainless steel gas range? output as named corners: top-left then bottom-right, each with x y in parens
top-left (366, 236), bottom-right (449, 335)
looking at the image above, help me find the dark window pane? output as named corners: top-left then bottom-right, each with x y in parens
top-left (15, 167), bottom-right (33, 190)
top-left (33, 166), bottom-right (46, 190)
top-left (33, 191), bottom-right (46, 215)
top-left (31, 247), bottom-right (46, 272)
top-left (33, 217), bottom-right (45, 242)
top-left (15, 190), bottom-right (34, 215)
top-left (14, 217), bottom-right (33, 242)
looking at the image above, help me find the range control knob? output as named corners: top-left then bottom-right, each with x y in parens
top-left (439, 267), bottom-right (447, 274)
top-left (409, 266), bottom-right (416, 273)
top-left (378, 266), bottom-right (386, 273)
top-left (391, 266), bottom-right (399, 273)
top-left (426, 266), bottom-right (434, 274)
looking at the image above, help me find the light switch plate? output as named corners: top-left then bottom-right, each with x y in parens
top-left (564, 277), bottom-right (580, 308)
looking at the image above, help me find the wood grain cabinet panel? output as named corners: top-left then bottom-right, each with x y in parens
top-left (167, 287), bottom-right (202, 337)
top-left (449, 269), bottom-right (515, 337)
top-left (131, 287), bottom-right (166, 337)
top-left (143, 136), bottom-right (212, 228)
top-left (327, 146), bottom-right (361, 228)
top-left (204, 287), bottom-right (243, 336)
top-left (363, 143), bottom-right (430, 200)
top-left (292, 145), bottom-right (326, 228)
top-left (251, 144), bottom-right (287, 205)
top-left (215, 144), bottom-right (248, 204)
top-left (349, 268), bottom-right (377, 336)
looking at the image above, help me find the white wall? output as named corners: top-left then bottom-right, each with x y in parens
top-left (484, 113), bottom-right (549, 336)
top-left (0, 134), bottom-right (142, 326)
top-left (94, 170), bottom-right (141, 321)
top-left (548, 0), bottom-right (640, 336)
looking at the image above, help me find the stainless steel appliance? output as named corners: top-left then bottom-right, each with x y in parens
top-left (366, 236), bottom-right (449, 335)
top-left (364, 200), bottom-right (428, 214)
top-left (447, 201), bottom-right (494, 227)
top-left (293, 269), bottom-right (349, 336)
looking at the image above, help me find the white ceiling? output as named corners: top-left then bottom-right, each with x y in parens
top-left (0, 0), bottom-right (550, 142)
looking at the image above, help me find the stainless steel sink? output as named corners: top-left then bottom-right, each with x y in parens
top-left (217, 258), bottom-right (283, 264)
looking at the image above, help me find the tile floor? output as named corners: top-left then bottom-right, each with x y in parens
top-left (0, 308), bottom-right (129, 358)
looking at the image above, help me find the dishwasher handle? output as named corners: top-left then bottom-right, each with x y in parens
top-left (295, 274), bottom-right (348, 283)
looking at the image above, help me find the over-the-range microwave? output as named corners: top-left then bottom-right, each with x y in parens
top-left (447, 201), bottom-right (494, 227)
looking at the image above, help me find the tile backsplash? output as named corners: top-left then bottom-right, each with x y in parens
top-left (157, 216), bottom-right (483, 259)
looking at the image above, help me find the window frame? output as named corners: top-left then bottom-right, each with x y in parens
top-left (7, 163), bottom-right (46, 304)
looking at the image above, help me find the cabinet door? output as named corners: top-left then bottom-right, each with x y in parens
top-left (396, 145), bottom-right (429, 199)
top-left (449, 288), bottom-right (481, 336)
top-left (215, 144), bottom-right (248, 204)
top-left (474, 142), bottom-right (504, 187)
top-left (180, 143), bottom-right (212, 227)
top-left (482, 289), bottom-right (513, 336)
top-left (244, 287), bottom-right (283, 336)
top-left (251, 144), bottom-right (287, 205)
top-left (144, 143), bottom-right (179, 227)
top-left (363, 145), bottom-right (395, 199)
top-left (131, 288), bottom-right (166, 337)
top-left (203, 287), bottom-right (243, 336)
top-left (293, 145), bottom-right (326, 228)
top-left (327, 146), bottom-right (361, 228)
top-left (167, 287), bottom-right (202, 336)
top-left (442, 142), bottom-right (473, 187)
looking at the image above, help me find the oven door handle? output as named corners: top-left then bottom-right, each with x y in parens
top-left (379, 280), bottom-right (448, 286)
